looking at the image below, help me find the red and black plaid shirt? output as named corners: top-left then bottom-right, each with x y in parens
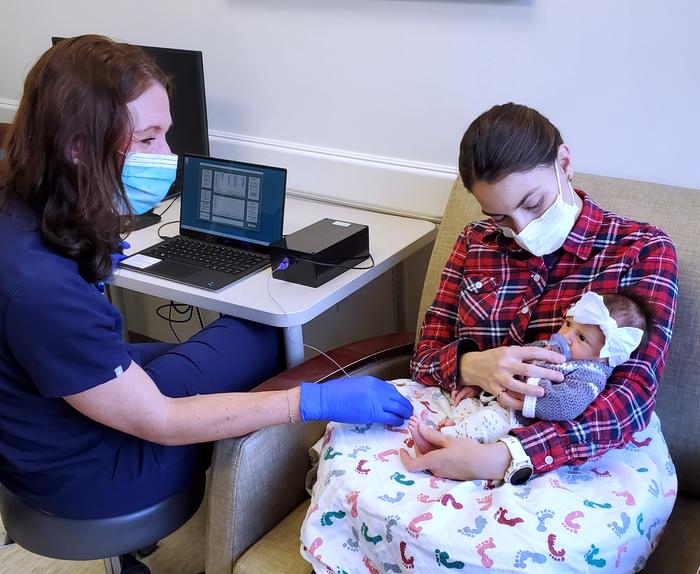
top-left (411, 189), bottom-right (678, 474)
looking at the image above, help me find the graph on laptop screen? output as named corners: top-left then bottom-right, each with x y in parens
top-left (180, 155), bottom-right (286, 247)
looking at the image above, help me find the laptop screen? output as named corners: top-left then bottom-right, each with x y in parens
top-left (180, 154), bottom-right (286, 247)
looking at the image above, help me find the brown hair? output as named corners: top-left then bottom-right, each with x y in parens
top-left (459, 103), bottom-right (563, 191)
top-left (603, 291), bottom-right (654, 350)
top-left (0, 35), bottom-right (170, 283)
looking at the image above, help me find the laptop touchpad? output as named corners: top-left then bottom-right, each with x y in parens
top-left (152, 259), bottom-right (201, 279)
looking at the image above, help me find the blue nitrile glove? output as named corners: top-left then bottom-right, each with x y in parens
top-left (111, 240), bottom-right (131, 270)
top-left (299, 376), bottom-right (413, 426)
top-left (97, 241), bottom-right (133, 293)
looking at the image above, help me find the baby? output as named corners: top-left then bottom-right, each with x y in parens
top-left (409, 291), bottom-right (652, 448)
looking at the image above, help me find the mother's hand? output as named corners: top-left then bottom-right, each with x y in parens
top-left (458, 346), bottom-right (565, 410)
top-left (400, 423), bottom-right (511, 481)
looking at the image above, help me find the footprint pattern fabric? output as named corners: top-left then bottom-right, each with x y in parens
top-left (300, 380), bottom-right (677, 573)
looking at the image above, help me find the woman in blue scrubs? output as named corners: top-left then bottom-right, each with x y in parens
top-left (0, 35), bottom-right (412, 520)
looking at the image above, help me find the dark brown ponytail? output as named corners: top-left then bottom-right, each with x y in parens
top-left (459, 103), bottom-right (563, 191)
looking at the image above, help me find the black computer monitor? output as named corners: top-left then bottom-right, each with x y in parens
top-left (52, 37), bottom-right (210, 229)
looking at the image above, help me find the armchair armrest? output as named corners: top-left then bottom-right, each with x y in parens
top-left (205, 332), bottom-right (415, 574)
top-left (251, 331), bottom-right (416, 392)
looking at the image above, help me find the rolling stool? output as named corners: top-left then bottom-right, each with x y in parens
top-left (0, 474), bottom-right (205, 573)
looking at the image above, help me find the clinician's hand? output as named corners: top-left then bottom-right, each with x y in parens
top-left (299, 376), bottom-right (413, 425)
top-left (111, 240), bottom-right (131, 270)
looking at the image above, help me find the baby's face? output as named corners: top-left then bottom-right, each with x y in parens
top-left (557, 317), bottom-right (606, 361)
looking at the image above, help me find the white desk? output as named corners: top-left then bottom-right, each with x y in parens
top-left (111, 197), bottom-right (436, 366)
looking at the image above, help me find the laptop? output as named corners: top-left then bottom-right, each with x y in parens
top-left (119, 154), bottom-right (287, 291)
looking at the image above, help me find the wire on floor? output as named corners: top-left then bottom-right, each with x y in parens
top-left (155, 301), bottom-right (195, 343)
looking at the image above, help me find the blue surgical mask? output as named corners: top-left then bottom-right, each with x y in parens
top-left (121, 152), bottom-right (178, 214)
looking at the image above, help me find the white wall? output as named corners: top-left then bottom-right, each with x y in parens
top-left (1, 0), bottom-right (698, 221)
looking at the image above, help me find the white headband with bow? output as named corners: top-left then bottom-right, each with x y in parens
top-left (567, 292), bottom-right (644, 368)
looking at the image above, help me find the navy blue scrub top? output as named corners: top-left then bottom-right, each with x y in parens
top-left (0, 202), bottom-right (155, 515)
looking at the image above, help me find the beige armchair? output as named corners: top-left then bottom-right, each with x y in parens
top-left (205, 174), bottom-right (700, 574)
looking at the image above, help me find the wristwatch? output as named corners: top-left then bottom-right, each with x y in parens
top-left (498, 435), bottom-right (534, 485)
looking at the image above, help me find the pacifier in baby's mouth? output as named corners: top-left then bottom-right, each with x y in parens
top-left (548, 333), bottom-right (572, 361)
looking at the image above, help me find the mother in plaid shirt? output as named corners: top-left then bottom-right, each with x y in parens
top-left (402, 103), bottom-right (677, 483)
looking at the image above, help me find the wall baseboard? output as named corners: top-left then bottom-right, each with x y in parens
top-left (209, 131), bottom-right (456, 221)
top-left (0, 99), bottom-right (17, 123)
top-left (0, 97), bottom-right (456, 220)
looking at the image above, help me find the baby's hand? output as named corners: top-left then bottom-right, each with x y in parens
top-left (450, 385), bottom-right (478, 406)
top-left (437, 417), bottom-right (456, 430)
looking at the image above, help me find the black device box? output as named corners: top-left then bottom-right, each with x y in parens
top-left (270, 218), bottom-right (370, 287)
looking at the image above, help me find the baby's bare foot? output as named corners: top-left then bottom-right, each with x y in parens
top-left (408, 416), bottom-right (437, 455)
top-left (408, 415), bottom-right (421, 434)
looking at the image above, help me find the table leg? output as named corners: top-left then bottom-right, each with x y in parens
top-left (283, 325), bottom-right (305, 367)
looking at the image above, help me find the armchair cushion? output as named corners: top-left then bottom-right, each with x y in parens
top-left (232, 502), bottom-right (311, 574)
top-left (642, 494), bottom-right (700, 574)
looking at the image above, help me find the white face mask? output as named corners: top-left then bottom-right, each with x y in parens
top-left (500, 162), bottom-right (579, 256)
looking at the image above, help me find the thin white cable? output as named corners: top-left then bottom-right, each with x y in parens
top-left (266, 274), bottom-right (351, 378)
top-left (266, 273), bottom-right (287, 314)
top-left (301, 342), bottom-right (351, 379)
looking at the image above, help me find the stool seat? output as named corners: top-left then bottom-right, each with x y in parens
top-left (0, 474), bottom-right (205, 561)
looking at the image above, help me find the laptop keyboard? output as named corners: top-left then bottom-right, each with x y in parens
top-left (142, 236), bottom-right (268, 275)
